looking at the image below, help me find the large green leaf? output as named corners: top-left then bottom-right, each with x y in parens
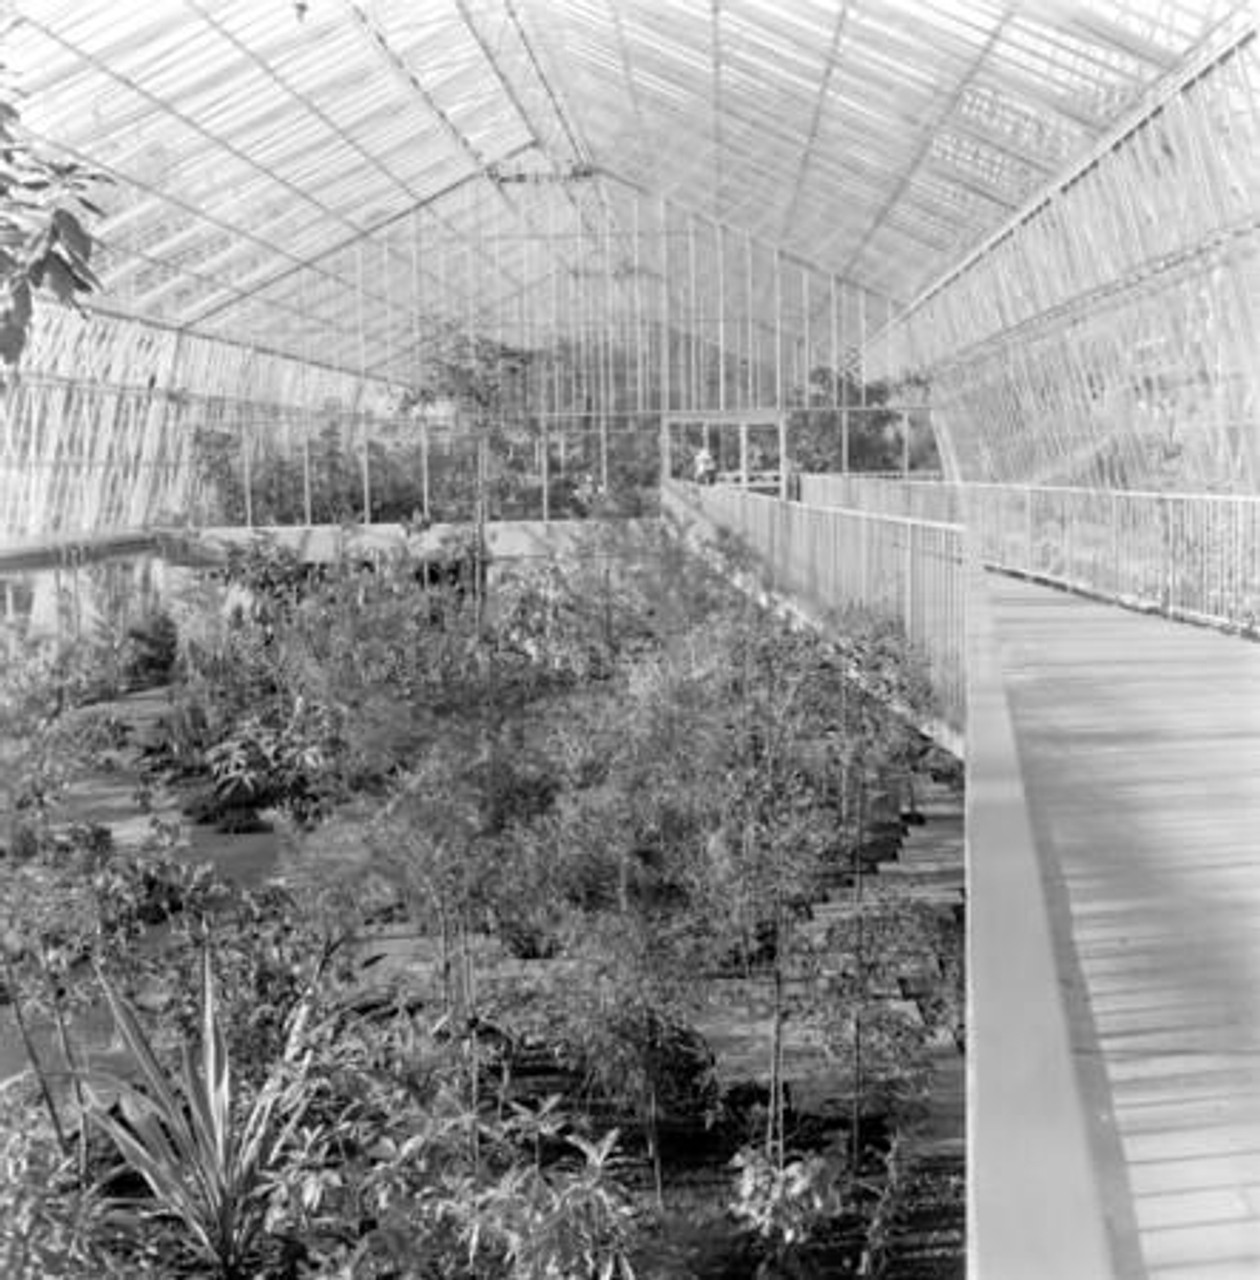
top-left (94, 970), bottom-right (196, 1159)
top-left (51, 207), bottom-right (90, 262)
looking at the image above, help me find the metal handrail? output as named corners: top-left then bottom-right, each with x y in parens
top-left (797, 474), bottom-right (1260, 633)
top-left (662, 479), bottom-right (966, 745)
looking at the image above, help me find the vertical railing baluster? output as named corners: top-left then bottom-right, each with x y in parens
top-left (1024, 485), bottom-right (1033, 574)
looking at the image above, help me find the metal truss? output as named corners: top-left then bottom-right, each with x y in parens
top-left (1, 0), bottom-right (1251, 535)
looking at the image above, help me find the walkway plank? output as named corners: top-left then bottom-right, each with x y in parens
top-left (987, 574), bottom-right (1260, 1279)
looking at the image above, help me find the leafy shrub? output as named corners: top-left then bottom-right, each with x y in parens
top-left (0, 1096), bottom-right (133, 1280)
top-left (122, 611), bottom-right (178, 686)
top-left (729, 1145), bottom-right (850, 1275)
top-left (205, 700), bottom-right (340, 822)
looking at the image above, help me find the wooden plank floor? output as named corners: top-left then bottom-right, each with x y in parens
top-left (987, 573), bottom-right (1260, 1279)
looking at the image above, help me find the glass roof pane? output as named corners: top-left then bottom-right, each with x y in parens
top-left (5, 0), bottom-right (1238, 376)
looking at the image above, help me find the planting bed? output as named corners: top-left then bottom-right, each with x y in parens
top-left (1, 536), bottom-right (965, 1278)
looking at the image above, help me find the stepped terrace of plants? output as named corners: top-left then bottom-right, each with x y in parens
top-left (0, 521), bottom-right (963, 1278)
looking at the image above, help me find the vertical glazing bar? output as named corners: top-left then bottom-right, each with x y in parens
top-left (634, 194), bottom-right (645, 414)
top-left (563, 216), bottom-right (574, 427)
top-left (356, 241), bottom-right (370, 524)
top-left (745, 231), bottom-right (754, 410)
top-left (774, 248), bottom-right (783, 411)
top-left (548, 193), bottom-right (561, 472)
top-left (803, 265), bottom-right (812, 411)
top-left (660, 196), bottom-right (671, 428)
top-left (584, 205), bottom-right (595, 476)
top-left (830, 275), bottom-right (839, 410)
top-left (890, 299), bottom-right (908, 475)
top-left (409, 210), bottom-right (422, 387)
top-left (841, 281), bottom-right (850, 473)
top-left (413, 213), bottom-right (431, 520)
top-left (601, 205), bottom-right (612, 492)
top-left (521, 201), bottom-right (541, 521)
top-left (467, 205), bottom-right (482, 527)
top-left (242, 413), bottom-right (253, 528)
top-left (717, 219), bottom-right (726, 415)
top-left (382, 233), bottom-right (392, 396)
top-left (688, 212), bottom-right (698, 413)
top-left (858, 287), bottom-right (867, 410)
top-left (496, 217), bottom-right (506, 523)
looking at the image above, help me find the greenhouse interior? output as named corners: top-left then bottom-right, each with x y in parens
top-left (1, 1), bottom-right (1258, 1277)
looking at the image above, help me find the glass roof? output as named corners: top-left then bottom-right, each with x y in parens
top-left (7, 0), bottom-right (1239, 384)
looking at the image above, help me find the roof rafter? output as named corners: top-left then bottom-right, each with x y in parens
top-left (21, 12), bottom-right (380, 252)
top-left (711, 0), bottom-right (724, 218)
top-left (838, 3), bottom-right (1015, 281)
top-left (184, 149), bottom-right (534, 328)
top-left (775, 1), bottom-right (853, 245)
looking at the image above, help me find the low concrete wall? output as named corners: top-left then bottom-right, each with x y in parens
top-left (170, 518), bottom-right (660, 568)
top-left (964, 556), bottom-right (1114, 1280)
top-left (0, 529), bottom-right (159, 572)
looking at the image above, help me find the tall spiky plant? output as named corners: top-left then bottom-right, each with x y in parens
top-left (84, 948), bottom-right (311, 1279)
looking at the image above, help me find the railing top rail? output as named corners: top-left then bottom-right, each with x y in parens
top-left (968, 481), bottom-right (1260, 503)
top-left (800, 468), bottom-right (946, 480)
top-left (714, 483), bottom-right (965, 535)
top-left (806, 474), bottom-right (1260, 505)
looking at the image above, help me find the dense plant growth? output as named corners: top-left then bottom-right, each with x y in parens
top-left (188, 320), bottom-right (661, 530)
top-left (0, 522), bottom-right (962, 1277)
top-left (789, 372), bottom-right (940, 475)
top-left (0, 65), bottom-right (108, 366)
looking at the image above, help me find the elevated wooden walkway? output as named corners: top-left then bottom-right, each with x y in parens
top-left (986, 574), bottom-right (1260, 1279)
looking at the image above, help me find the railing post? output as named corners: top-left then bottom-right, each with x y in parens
top-left (1159, 494), bottom-right (1171, 612)
top-left (1023, 485), bottom-right (1032, 572)
top-left (1110, 490), bottom-right (1120, 596)
top-left (778, 413), bottom-right (789, 500)
top-left (904, 522), bottom-right (915, 641)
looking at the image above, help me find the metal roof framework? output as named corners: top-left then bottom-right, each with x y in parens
top-left (3, 0), bottom-right (1258, 539)
top-left (7, 0), bottom-right (1239, 388)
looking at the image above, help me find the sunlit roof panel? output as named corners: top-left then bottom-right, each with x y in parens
top-left (5, 0), bottom-right (1238, 374)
